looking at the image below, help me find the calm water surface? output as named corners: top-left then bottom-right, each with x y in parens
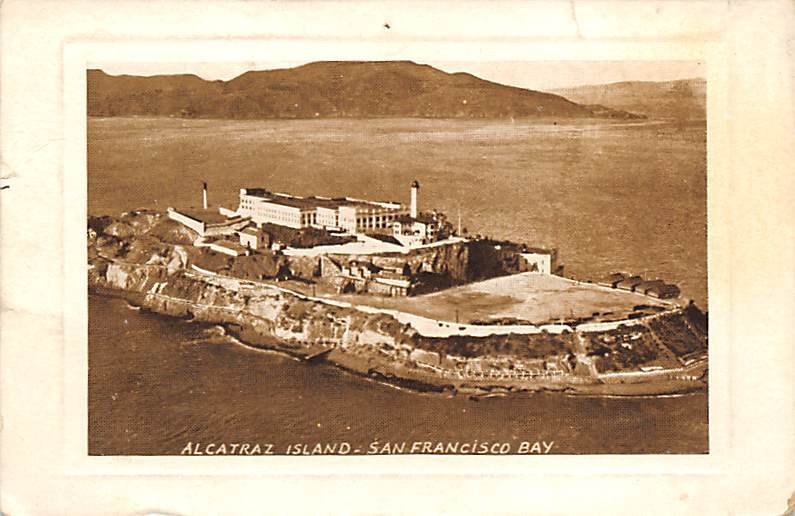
top-left (89, 118), bottom-right (707, 306)
top-left (88, 118), bottom-right (708, 455)
top-left (89, 295), bottom-right (708, 455)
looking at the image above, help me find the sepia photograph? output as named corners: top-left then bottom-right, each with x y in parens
top-left (86, 59), bottom-right (709, 456)
top-left (3, 0), bottom-right (795, 514)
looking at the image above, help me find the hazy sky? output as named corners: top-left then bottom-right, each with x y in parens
top-left (98, 60), bottom-right (704, 91)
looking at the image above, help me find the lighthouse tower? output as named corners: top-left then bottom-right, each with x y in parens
top-left (410, 180), bottom-right (420, 218)
top-left (202, 182), bottom-right (208, 210)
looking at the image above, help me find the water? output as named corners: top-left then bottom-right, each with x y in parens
top-left (89, 295), bottom-right (708, 455)
top-left (88, 117), bottom-right (707, 306)
top-left (88, 117), bottom-right (708, 454)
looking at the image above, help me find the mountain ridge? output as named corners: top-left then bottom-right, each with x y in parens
top-left (87, 61), bottom-right (644, 120)
top-left (552, 78), bottom-right (705, 120)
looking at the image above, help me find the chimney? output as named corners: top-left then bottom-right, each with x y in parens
top-left (202, 182), bottom-right (208, 210)
top-left (410, 180), bottom-right (420, 218)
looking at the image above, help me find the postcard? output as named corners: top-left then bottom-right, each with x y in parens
top-left (1, 1), bottom-right (793, 514)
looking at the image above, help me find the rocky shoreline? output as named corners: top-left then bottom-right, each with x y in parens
top-left (88, 210), bottom-right (708, 398)
top-left (89, 272), bottom-right (707, 398)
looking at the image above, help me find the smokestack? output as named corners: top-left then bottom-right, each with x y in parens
top-left (410, 180), bottom-right (420, 218)
top-left (202, 182), bottom-right (208, 210)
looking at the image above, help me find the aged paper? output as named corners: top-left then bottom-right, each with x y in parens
top-left (1, 0), bottom-right (793, 514)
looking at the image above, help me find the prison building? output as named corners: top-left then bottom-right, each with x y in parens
top-left (237, 188), bottom-right (407, 234)
top-left (338, 204), bottom-right (408, 234)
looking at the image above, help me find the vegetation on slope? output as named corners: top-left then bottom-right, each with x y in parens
top-left (88, 61), bottom-right (644, 120)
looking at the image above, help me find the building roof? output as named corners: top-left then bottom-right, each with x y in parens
top-left (348, 260), bottom-right (381, 272)
top-left (211, 240), bottom-right (249, 253)
top-left (268, 194), bottom-right (335, 210)
top-left (395, 214), bottom-right (437, 225)
top-left (367, 234), bottom-right (403, 246)
top-left (173, 207), bottom-right (236, 225)
top-left (647, 283), bottom-right (680, 294)
top-left (636, 279), bottom-right (666, 291)
top-left (617, 276), bottom-right (643, 287)
top-left (241, 227), bottom-right (260, 236)
top-left (377, 269), bottom-right (409, 279)
top-left (374, 277), bottom-right (412, 288)
top-left (241, 188), bottom-right (271, 198)
top-left (242, 188), bottom-right (402, 212)
top-left (605, 272), bottom-right (628, 282)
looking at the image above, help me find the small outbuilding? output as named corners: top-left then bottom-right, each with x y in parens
top-left (238, 227), bottom-right (271, 251)
top-left (167, 207), bottom-right (249, 238)
top-left (646, 282), bottom-right (681, 299)
top-left (600, 272), bottom-right (628, 288)
top-left (519, 248), bottom-right (557, 275)
top-left (392, 214), bottom-right (439, 247)
top-left (209, 240), bottom-right (251, 257)
top-left (635, 279), bottom-right (666, 295)
top-left (617, 276), bottom-right (643, 291)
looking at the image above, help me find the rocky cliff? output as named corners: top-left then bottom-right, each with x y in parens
top-left (88, 210), bottom-right (707, 395)
top-left (89, 259), bottom-right (573, 374)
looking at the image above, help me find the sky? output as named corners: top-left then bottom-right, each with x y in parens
top-left (97, 60), bottom-right (705, 91)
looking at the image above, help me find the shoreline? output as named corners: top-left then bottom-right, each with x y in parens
top-left (97, 289), bottom-right (707, 399)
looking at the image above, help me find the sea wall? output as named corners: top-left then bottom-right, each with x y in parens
top-left (88, 259), bottom-right (708, 395)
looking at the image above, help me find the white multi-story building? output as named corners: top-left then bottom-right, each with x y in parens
top-left (392, 214), bottom-right (439, 247)
top-left (237, 188), bottom-right (408, 234)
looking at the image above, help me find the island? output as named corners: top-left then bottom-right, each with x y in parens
top-left (88, 180), bottom-right (708, 397)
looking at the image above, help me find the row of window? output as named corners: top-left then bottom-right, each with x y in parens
top-left (356, 213), bottom-right (402, 230)
top-left (239, 197), bottom-right (415, 231)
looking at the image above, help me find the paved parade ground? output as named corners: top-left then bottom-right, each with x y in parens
top-left (333, 272), bottom-right (669, 325)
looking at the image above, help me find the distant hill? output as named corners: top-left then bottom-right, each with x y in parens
top-left (552, 78), bottom-right (705, 120)
top-left (87, 61), bottom-right (643, 120)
